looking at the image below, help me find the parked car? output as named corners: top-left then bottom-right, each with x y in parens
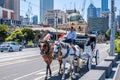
top-left (0, 41), bottom-right (23, 52)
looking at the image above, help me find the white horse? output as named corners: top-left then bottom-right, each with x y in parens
top-left (53, 41), bottom-right (81, 80)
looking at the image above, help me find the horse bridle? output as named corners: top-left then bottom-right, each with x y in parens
top-left (54, 43), bottom-right (69, 59)
top-left (40, 41), bottom-right (51, 55)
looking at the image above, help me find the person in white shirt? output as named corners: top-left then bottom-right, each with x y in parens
top-left (63, 27), bottom-right (76, 44)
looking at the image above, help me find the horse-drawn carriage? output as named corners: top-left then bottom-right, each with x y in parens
top-left (75, 34), bottom-right (99, 70)
top-left (38, 32), bottom-right (99, 80)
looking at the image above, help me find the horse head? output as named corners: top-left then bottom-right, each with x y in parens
top-left (53, 41), bottom-right (68, 59)
top-left (38, 41), bottom-right (50, 55)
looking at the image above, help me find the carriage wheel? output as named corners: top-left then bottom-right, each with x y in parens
top-left (95, 49), bottom-right (99, 65)
top-left (87, 58), bottom-right (92, 71)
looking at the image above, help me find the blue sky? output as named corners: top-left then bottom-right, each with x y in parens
top-left (20, 0), bottom-right (120, 22)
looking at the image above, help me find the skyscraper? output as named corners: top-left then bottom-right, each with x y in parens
top-left (117, 15), bottom-right (120, 28)
top-left (96, 8), bottom-right (101, 17)
top-left (87, 3), bottom-right (97, 18)
top-left (101, 0), bottom-right (108, 11)
top-left (40, 0), bottom-right (54, 24)
top-left (5, 0), bottom-right (20, 20)
top-left (0, 0), bottom-right (5, 7)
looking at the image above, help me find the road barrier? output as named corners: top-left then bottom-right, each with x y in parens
top-left (104, 56), bottom-right (116, 67)
top-left (80, 70), bottom-right (105, 80)
top-left (113, 64), bottom-right (120, 80)
top-left (95, 61), bottom-right (112, 78)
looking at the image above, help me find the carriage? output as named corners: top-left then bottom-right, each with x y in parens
top-left (75, 34), bottom-right (99, 70)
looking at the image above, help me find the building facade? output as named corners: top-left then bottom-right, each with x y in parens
top-left (0, 0), bottom-right (5, 7)
top-left (96, 8), bottom-right (101, 17)
top-left (117, 15), bottom-right (120, 28)
top-left (44, 10), bottom-right (67, 27)
top-left (58, 13), bottom-right (87, 33)
top-left (0, 0), bottom-right (20, 20)
top-left (101, 0), bottom-right (108, 11)
top-left (88, 17), bottom-right (109, 34)
top-left (5, 0), bottom-right (20, 20)
top-left (32, 15), bottom-right (38, 24)
top-left (40, 0), bottom-right (54, 24)
top-left (87, 3), bottom-right (97, 18)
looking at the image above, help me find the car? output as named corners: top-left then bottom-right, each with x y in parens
top-left (0, 41), bottom-right (23, 52)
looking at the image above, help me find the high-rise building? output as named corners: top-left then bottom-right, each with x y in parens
top-left (117, 15), bottom-right (120, 28)
top-left (101, 0), bottom-right (108, 11)
top-left (96, 8), bottom-right (101, 17)
top-left (5, 0), bottom-right (20, 20)
top-left (0, 0), bottom-right (5, 7)
top-left (44, 10), bottom-right (67, 27)
top-left (32, 15), bottom-right (38, 24)
top-left (40, 0), bottom-right (54, 24)
top-left (87, 3), bottom-right (97, 18)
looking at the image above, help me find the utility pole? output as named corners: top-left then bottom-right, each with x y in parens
top-left (110, 0), bottom-right (115, 56)
top-left (55, 12), bottom-right (58, 40)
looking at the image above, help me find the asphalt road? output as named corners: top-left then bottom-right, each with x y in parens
top-left (0, 43), bottom-right (109, 80)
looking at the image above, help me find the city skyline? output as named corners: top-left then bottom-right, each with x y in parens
top-left (20, 0), bottom-right (120, 22)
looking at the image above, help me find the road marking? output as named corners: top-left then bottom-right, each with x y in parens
top-left (0, 56), bottom-right (40, 67)
top-left (14, 64), bottom-right (59, 80)
top-left (36, 72), bottom-right (46, 75)
top-left (34, 70), bottom-right (58, 80)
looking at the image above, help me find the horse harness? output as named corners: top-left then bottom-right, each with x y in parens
top-left (62, 45), bottom-right (70, 59)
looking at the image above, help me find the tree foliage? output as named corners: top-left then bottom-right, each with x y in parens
top-left (21, 28), bottom-right (35, 41)
top-left (6, 28), bottom-right (35, 42)
top-left (0, 25), bottom-right (8, 42)
top-left (6, 29), bottom-right (24, 42)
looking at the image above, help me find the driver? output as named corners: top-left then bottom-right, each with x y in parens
top-left (63, 26), bottom-right (77, 44)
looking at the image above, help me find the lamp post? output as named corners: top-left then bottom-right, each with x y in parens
top-left (55, 12), bottom-right (58, 40)
top-left (110, 0), bottom-right (115, 56)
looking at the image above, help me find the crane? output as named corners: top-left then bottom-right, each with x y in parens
top-left (81, 0), bottom-right (86, 18)
top-left (25, 2), bottom-right (33, 24)
top-left (26, 2), bottom-right (33, 19)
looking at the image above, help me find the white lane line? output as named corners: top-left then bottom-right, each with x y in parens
top-left (14, 64), bottom-right (58, 80)
top-left (34, 70), bottom-right (58, 80)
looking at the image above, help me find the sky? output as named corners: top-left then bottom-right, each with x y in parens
top-left (20, 0), bottom-right (120, 22)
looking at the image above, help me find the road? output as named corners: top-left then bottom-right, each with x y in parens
top-left (0, 43), bottom-right (109, 80)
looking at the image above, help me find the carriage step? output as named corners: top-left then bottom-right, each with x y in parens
top-left (95, 61), bottom-right (112, 78)
top-left (80, 70), bottom-right (105, 80)
top-left (104, 56), bottom-right (116, 67)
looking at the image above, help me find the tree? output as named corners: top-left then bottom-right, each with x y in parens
top-left (21, 28), bottom-right (35, 41)
top-left (0, 24), bottom-right (8, 42)
top-left (6, 29), bottom-right (24, 42)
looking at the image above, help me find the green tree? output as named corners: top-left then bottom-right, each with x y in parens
top-left (0, 24), bottom-right (8, 42)
top-left (6, 29), bottom-right (24, 42)
top-left (21, 28), bottom-right (35, 41)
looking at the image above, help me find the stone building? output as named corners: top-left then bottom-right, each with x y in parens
top-left (58, 13), bottom-right (87, 33)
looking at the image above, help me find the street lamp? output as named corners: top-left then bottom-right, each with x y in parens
top-left (55, 12), bottom-right (58, 40)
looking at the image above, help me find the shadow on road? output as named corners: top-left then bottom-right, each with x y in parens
top-left (47, 64), bottom-right (96, 80)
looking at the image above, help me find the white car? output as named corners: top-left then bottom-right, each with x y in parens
top-left (0, 41), bottom-right (22, 52)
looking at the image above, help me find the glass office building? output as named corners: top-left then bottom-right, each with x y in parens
top-left (87, 3), bottom-right (97, 18)
top-left (101, 0), bottom-right (108, 11)
top-left (40, 0), bottom-right (54, 24)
